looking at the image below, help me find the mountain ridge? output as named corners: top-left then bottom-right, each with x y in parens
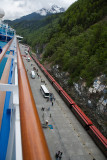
top-left (36, 5), bottom-right (65, 16)
top-left (4, 5), bottom-right (65, 23)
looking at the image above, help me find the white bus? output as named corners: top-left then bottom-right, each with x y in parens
top-left (25, 51), bottom-right (28, 55)
top-left (40, 85), bottom-right (49, 98)
top-left (31, 71), bottom-right (35, 79)
top-left (27, 57), bottom-right (30, 62)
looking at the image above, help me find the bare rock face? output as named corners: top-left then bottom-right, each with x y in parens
top-left (48, 65), bottom-right (107, 137)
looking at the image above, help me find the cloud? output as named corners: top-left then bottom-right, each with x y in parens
top-left (13, 0), bottom-right (23, 1)
top-left (18, 1), bottom-right (27, 8)
top-left (0, 0), bottom-right (76, 20)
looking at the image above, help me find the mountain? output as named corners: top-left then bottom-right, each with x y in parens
top-left (19, 5), bottom-right (65, 21)
top-left (4, 5), bottom-right (65, 23)
top-left (14, 12), bottom-right (43, 22)
top-left (36, 5), bottom-right (65, 16)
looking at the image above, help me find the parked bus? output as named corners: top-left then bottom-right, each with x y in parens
top-left (25, 51), bottom-right (28, 55)
top-left (40, 85), bottom-right (50, 98)
top-left (31, 71), bottom-right (35, 79)
top-left (27, 57), bottom-right (30, 62)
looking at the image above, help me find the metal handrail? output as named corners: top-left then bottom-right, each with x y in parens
top-left (17, 40), bottom-right (51, 160)
top-left (0, 38), bottom-right (13, 62)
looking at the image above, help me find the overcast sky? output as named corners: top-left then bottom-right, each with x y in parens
top-left (0, 0), bottom-right (76, 20)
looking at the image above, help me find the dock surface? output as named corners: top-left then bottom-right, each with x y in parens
top-left (20, 44), bottom-right (106, 160)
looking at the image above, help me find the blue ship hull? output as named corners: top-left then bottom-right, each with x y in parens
top-left (0, 22), bottom-right (15, 159)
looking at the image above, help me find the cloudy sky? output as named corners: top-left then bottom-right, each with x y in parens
top-left (0, 0), bottom-right (76, 20)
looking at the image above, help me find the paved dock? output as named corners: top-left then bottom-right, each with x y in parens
top-left (19, 44), bottom-right (106, 160)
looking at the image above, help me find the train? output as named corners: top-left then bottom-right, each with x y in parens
top-left (31, 55), bottom-right (107, 157)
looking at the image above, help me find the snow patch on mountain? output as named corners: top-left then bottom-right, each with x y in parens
top-left (36, 5), bottom-right (65, 16)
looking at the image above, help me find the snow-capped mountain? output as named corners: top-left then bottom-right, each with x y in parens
top-left (36, 5), bottom-right (65, 16)
top-left (5, 5), bottom-right (65, 22)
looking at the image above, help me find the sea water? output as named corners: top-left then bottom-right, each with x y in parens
top-left (0, 41), bottom-right (8, 79)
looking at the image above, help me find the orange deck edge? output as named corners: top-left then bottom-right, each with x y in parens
top-left (17, 41), bottom-right (51, 160)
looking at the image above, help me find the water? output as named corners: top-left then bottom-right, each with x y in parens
top-left (0, 41), bottom-right (8, 79)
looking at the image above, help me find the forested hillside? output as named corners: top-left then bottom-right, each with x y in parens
top-left (10, 0), bottom-right (107, 136)
top-left (42, 0), bottom-right (107, 86)
top-left (10, 0), bottom-right (107, 87)
top-left (9, 12), bottom-right (62, 48)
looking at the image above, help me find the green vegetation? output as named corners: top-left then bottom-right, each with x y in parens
top-left (11, 0), bottom-right (107, 86)
top-left (45, 22), bottom-right (107, 86)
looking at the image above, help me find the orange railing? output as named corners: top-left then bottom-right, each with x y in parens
top-left (17, 40), bottom-right (51, 160)
top-left (0, 39), bottom-right (13, 62)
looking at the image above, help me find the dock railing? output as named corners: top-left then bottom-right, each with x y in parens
top-left (17, 40), bottom-right (51, 160)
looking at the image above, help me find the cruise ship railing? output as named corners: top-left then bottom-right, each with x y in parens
top-left (17, 40), bottom-right (51, 160)
top-left (0, 38), bottom-right (13, 62)
top-left (0, 36), bottom-right (23, 160)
